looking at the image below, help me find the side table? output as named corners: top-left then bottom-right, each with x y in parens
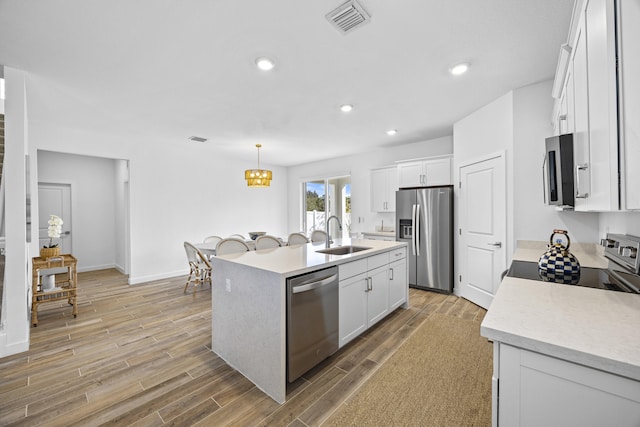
top-left (31, 254), bottom-right (78, 326)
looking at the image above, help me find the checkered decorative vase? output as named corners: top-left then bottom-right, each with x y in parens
top-left (538, 229), bottom-right (580, 281)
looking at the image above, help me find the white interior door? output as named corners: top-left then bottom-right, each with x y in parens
top-left (38, 183), bottom-right (72, 254)
top-left (459, 154), bottom-right (506, 309)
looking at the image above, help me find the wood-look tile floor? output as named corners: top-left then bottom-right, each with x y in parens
top-left (0, 269), bottom-right (485, 426)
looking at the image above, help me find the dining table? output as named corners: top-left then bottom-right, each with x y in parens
top-left (195, 239), bottom-right (257, 258)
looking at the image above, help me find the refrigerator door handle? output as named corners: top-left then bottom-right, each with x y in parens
top-left (415, 203), bottom-right (421, 256)
top-left (411, 204), bottom-right (417, 256)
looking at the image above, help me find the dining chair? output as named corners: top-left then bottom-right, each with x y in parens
top-left (183, 241), bottom-right (212, 294)
top-left (310, 230), bottom-right (328, 243)
top-left (255, 235), bottom-right (282, 250)
top-left (216, 238), bottom-right (251, 255)
top-left (203, 235), bottom-right (223, 245)
top-left (287, 232), bottom-right (309, 246)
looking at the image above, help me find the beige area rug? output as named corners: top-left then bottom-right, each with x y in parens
top-left (323, 313), bottom-right (493, 426)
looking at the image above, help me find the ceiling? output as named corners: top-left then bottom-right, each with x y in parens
top-left (0, 0), bottom-right (574, 166)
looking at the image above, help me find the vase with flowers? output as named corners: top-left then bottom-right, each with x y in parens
top-left (40, 214), bottom-right (64, 259)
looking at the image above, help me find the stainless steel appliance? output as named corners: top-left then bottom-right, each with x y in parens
top-left (601, 233), bottom-right (640, 293)
top-left (286, 266), bottom-right (339, 382)
top-left (543, 134), bottom-right (575, 207)
top-left (396, 186), bottom-right (453, 293)
top-left (506, 233), bottom-right (640, 294)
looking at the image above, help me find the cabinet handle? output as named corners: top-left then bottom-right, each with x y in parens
top-left (389, 268), bottom-right (394, 280)
top-left (575, 164), bottom-right (589, 199)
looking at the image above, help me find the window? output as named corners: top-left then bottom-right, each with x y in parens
top-left (302, 176), bottom-right (351, 240)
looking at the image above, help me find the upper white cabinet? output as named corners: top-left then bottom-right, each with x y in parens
top-left (370, 166), bottom-right (398, 212)
top-left (554, 0), bottom-right (639, 211)
top-left (397, 156), bottom-right (452, 188)
top-left (617, 0), bottom-right (640, 210)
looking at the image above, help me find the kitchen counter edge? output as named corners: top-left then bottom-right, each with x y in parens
top-left (481, 245), bottom-right (640, 381)
top-left (211, 238), bottom-right (407, 278)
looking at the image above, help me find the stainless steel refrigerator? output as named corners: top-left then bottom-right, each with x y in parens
top-left (396, 186), bottom-right (453, 293)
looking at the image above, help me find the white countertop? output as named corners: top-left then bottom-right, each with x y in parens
top-left (214, 238), bottom-right (406, 277)
top-left (512, 239), bottom-right (609, 269)
top-left (481, 241), bottom-right (640, 381)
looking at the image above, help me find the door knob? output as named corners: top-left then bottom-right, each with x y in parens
top-left (487, 242), bottom-right (502, 248)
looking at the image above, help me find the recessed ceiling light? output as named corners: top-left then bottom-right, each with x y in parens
top-left (449, 63), bottom-right (470, 76)
top-left (255, 57), bottom-right (275, 71)
top-left (340, 104), bottom-right (353, 113)
top-left (387, 129), bottom-right (397, 136)
top-left (187, 136), bottom-right (208, 143)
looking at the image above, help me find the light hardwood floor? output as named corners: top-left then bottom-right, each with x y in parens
top-left (0, 268), bottom-right (485, 426)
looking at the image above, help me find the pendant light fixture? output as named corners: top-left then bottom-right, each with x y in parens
top-left (245, 144), bottom-right (273, 187)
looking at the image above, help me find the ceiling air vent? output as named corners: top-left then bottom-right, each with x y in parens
top-left (187, 136), bottom-right (208, 143)
top-left (326, 0), bottom-right (371, 35)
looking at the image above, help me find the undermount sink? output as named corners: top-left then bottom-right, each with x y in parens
top-left (315, 245), bottom-right (372, 255)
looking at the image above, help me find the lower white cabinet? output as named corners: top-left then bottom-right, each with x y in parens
top-left (494, 343), bottom-right (640, 427)
top-left (338, 271), bottom-right (368, 346)
top-left (388, 257), bottom-right (407, 311)
top-left (338, 247), bottom-right (407, 347)
top-left (366, 265), bottom-right (390, 326)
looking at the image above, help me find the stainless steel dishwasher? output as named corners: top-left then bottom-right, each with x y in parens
top-left (287, 266), bottom-right (339, 382)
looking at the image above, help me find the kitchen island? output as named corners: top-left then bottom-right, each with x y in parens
top-left (481, 243), bottom-right (640, 426)
top-left (210, 238), bottom-right (408, 403)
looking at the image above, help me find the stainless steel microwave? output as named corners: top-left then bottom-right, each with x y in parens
top-left (543, 134), bottom-right (574, 207)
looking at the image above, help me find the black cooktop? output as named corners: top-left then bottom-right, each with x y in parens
top-left (507, 260), bottom-right (635, 293)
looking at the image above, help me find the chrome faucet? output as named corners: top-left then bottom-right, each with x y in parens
top-left (326, 215), bottom-right (343, 248)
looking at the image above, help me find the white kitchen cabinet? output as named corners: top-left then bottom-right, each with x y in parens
top-left (388, 257), bottom-right (407, 311)
top-left (618, 0), bottom-right (640, 210)
top-left (397, 156), bottom-right (452, 188)
top-left (338, 271), bottom-right (368, 346)
top-left (572, 9), bottom-right (592, 208)
top-left (495, 343), bottom-right (640, 426)
top-left (581, 0), bottom-right (619, 211)
top-left (555, 0), bottom-right (639, 211)
top-left (338, 248), bottom-right (407, 348)
top-left (366, 265), bottom-right (390, 326)
top-left (370, 166), bottom-right (398, 212)
top-left (361, 232), bottom-right (396, 241)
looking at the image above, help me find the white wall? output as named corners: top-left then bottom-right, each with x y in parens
top-left (454, 81), bottom-right (601, 254)
top-left (0, 67), bottom-right (30, 357)
top-left (452, 80), bottom-right (602, 297)
top-left (454, 91), bottom-right (515, 264)
top-left (37, 151), bottom-right (120, 272)
top-left (599, 212), bottom-right (640, 238)
top-left (285, 136), bottom-right (453, 235)
top-left (28, 119), bottom-right (289, 284)
top-left (513, 80), bottom-right (599, 245)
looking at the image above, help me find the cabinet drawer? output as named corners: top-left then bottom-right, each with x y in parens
top-left (367, 252), bottom-right (389, 270)
top-left (389, 247), bottom-right (406, 260)
top-left (339, 259), bottom-right (368, 280)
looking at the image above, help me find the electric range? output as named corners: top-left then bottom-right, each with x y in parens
top-left (506, 233), bottom-right (640, 294)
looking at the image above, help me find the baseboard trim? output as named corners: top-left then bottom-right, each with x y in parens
top-left (128, 269), bottom-right (188, 285)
